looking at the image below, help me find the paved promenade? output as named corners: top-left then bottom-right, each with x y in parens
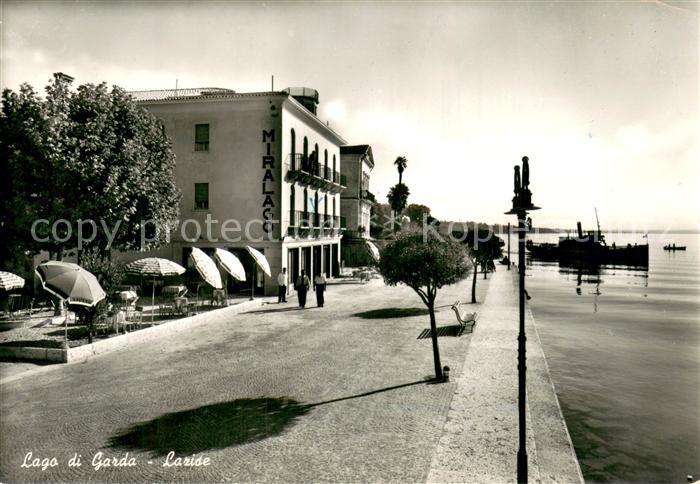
top-left (0, 269), bottom-right (581, 482)
top-left (427, 269), bottom-right (583, 483)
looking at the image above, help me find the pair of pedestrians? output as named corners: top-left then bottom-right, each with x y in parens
top-left (276, 268), bottom-right (326, 308)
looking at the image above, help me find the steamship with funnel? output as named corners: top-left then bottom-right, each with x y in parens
top-left (526, 211), bottom-right (649, 267)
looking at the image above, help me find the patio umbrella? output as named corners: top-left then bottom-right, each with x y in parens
top-left (246, 246), bottom-right (271, 299)
top-left (246, 247), bottom-right (271, 277)
top-left (213, 249), bottom-right (246, 306)
top-left (125, 257), bottom-right (185, 322)
top-left (189, 248), bottom-right (223, 289)
top-left (0, 271), bottom-right (25, 291)
top-left (35, 261), bottom-right (105, 307)
top-left (365, 241), bottom-right (381, 262)
top-left (36, 261), bottom-right (106, 344)
top-left (213, 249), bottom-right (246, 281)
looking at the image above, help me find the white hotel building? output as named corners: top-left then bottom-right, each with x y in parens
top-left (129, 87), bottom-right (347, 297)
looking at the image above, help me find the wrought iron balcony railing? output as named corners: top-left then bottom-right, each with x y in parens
top-left (286, 154), bottom-right (347, 188)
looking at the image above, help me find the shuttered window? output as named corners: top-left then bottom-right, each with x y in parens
top-left (194, 183), bottom-right (209, 209)
top-left (195, 124), bottom-right (209, 151)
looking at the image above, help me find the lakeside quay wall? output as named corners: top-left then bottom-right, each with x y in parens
top-left (427, 268), bottom-right (583, 483)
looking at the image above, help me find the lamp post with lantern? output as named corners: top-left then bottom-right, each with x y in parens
top-left (505, 156), bottom-right (540, 484)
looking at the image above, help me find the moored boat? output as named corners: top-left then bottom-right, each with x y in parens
top-left (663, 244), bottom-right (686, 251)
top-left (527, 220), bottom-right (649, 267)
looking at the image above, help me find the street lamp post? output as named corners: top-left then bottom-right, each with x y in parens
top-left (507, 222), bottom-right (511, 271)
top-left (505, 156), bottom-right (540, 484)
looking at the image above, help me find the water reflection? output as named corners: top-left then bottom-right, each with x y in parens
top-left (529, 257), bottom-right (650, 313)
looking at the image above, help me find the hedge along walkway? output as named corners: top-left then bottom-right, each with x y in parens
top-left (427, 268), bottom-right (583, 483)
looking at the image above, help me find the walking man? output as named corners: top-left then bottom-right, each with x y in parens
top-left (296, 270), bottom-right (310, 308)
top-left (314, 272), bottom-right (327, 307)
top-left (277, 267), bottom-right (287, 303)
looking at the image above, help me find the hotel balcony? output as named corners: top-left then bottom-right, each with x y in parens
top-left (287, 210), bottom-right (345, 237)
top-left (285, 154), bottom-right (347, 193)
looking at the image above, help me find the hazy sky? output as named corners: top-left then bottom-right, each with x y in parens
top-left (2, 1), bottom-right (698, 231)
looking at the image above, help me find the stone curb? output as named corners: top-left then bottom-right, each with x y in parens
top-left (0, 346), bottom-right (67, 363)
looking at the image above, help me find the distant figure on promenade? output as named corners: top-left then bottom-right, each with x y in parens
top-left (314, 273), bottom-right (327, 307)
top-left (296, 270), bottom-right (310, 308)
top-left (277, 268), bottom-right (287, 303)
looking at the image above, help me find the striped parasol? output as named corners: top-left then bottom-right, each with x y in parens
top-left (125, 257), bottom-right (186, 277)
top-left (0, 271), bottom-right (25, 291)
top-left (189, 248), bottom-right (222, 289)
top-left (35, 262), bottom-right (106, 307)
top-left (213, 249), bottom-right (246, 281)
top-left (125, 257), bottom-right (186, 322)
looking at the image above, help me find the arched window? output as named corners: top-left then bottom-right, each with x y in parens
top-left (324, 193), bottom-right (328, 216)
top-left (314, 191), bottom-right (319, 226)
top-left (324, 149), bottom-right (328, 179)
top-left (303, 137), bottom-right (308, 170)
top-left (314, 143), bottom-right (319, 175)
top-left (290, 185), bottom-right (295, 225)
top-left (290, 129), bottom-right (296, 169)
top-left (303, 188), bottom-right (308, 214)
top-left (332, 196), bottom-right (336, 217)
top-left (332, 154), bottom-right (337, 182)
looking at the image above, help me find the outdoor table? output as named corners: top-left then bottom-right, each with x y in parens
top-left (118, 290), bottom-right (138, 304)
top-left (163, 285), bottom-right (188, 297)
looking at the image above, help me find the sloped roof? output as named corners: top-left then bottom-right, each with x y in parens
top-left (340, 144), bottom-right (374, 168)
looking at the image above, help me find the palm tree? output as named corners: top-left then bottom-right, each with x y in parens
top-left (394, 156), bottom-right (407, 184)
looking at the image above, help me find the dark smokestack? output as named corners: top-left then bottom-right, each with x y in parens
top-left (577, 222), bottom-right (583, 239)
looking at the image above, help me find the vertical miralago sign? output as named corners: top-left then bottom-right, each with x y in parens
top-left (262, 129), bottom-right (275, 236)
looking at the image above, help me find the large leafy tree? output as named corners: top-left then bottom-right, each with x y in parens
top-left (405, 203), bottom-right (439, 226)
top-left (454, 229), bottom-right (505, 303)
top-left (0, 75), bottom-right (181, 271)
top-left (379, 231), bottom-right (471, 380)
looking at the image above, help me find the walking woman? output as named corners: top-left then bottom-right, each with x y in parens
top-left (295, 270), bottom-right (310, 308)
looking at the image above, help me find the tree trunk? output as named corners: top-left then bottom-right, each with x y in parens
top-left (483, 264), bottom-right (488, 279)
top-left (471, 264), bottom-right (478, 303)
top-left (428, 299), bottom-right (443, 381)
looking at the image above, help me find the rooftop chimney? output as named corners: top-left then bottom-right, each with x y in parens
top-left (53, 72), bottom-right (74, 84)
top-left (283, 87), bottom-right (319, 115)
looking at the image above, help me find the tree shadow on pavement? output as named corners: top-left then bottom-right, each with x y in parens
top-left (108, 381), bottom-right (436, 456)
top-left (352, 307), bottom-right (429, 319)
top-left (108, 397), bottom-right (310, 456)
top-left (308, 379), bottom-right (433, 407)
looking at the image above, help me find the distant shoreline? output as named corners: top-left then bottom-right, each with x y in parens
top-left (439, 221), bottom-right (700, 235)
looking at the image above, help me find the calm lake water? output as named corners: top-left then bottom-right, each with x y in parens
top-left (518, 232), bottom-right (699, 483)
